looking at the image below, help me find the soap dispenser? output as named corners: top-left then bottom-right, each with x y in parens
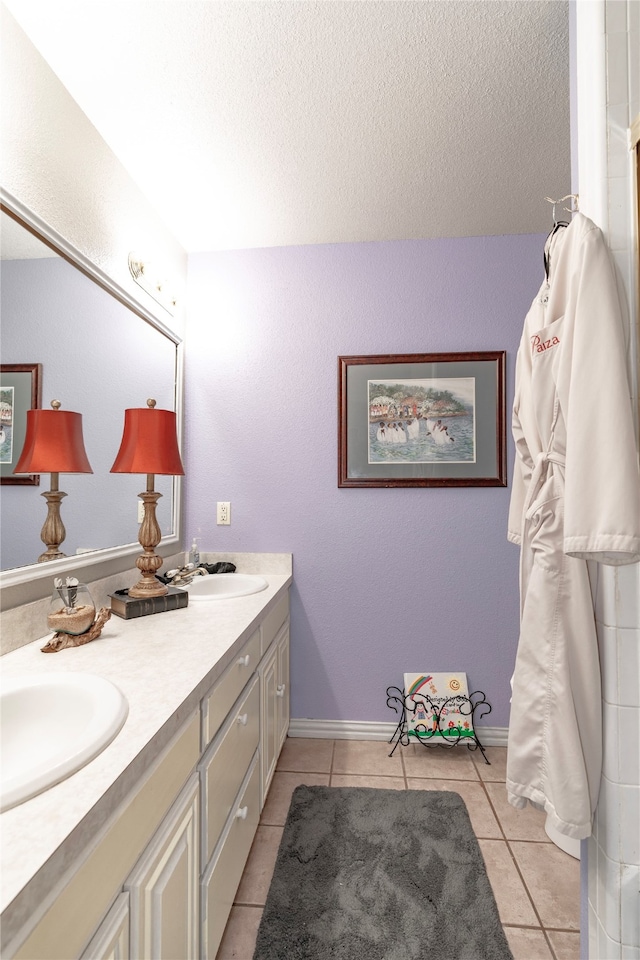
top-left (189, 538), bottom-right (200, 566)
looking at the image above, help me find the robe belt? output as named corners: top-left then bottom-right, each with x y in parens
top-left (518, 450), bottom-right (567, 617)
top-left (523, 450), bottom-right (566, 521)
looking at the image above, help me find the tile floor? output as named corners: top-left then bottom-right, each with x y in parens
top-left (216, 738), bottom-right (581, 960)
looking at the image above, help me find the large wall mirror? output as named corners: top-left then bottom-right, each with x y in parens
top-left (0, 197), bottom-right (183, 599)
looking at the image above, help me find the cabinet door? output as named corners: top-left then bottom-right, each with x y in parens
top-left (275, 624), bottom-right (290, 754)
top-left (260, 621), bottom-right (290, 807)
top-left (259, 643), bottom-right (278, 806)
top-left (80, 893), bottom-right (130, 960)
top-left (125, 774), bottom-right (199, 960)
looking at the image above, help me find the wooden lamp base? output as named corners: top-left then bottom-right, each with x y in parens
top-left (37, 481), bottom-right (67, 563)
top-left (127, 489), bottom-right (168, 599)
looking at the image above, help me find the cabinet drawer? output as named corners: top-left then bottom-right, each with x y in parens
top-left (201, 628), bottom-right (260, 748)
top-left (201, 758), bottom-right (260, 960)
top-left (201, 677), bottom-right (260, 863)
top-left (260, 592), bottom-right (289, 656)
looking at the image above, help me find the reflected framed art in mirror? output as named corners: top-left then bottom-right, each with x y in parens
top-left (0, 363), bottom-right (42, 486)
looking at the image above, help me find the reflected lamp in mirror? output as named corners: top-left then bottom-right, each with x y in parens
top-left (110, 399), bottom-right (184, 599)
top-left (13, 400), bottom-right (93, 562)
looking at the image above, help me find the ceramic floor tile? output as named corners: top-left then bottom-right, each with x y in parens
top-left (260, 771), bottom-right (330, 826)
top-left (510, 840), bottom-right (580, 930)
top-left (477, 839), bottom-right (539, 927)
top-left (215, 905), bottom-right (262, 960)
top-left (546, 929), bottom-right (582, 959)
top-left (234, 825), bottom-right (283, 906)
top-left (276, 737), bottom-right (334, 773)
top-left (402, 743), bottom-right (480, 781)
top-left (407, 777), bottom-right (502, 839)
top-left (332, 738), bottom-right (403, 777)
top-left (485, 781), bottom-right (550, 841)
top-left (472, 745), bottom-right (508, 781)
top-left (330, 774), bottom-right (406, 789)
top-left (504, 926), bottom-right (554, 959)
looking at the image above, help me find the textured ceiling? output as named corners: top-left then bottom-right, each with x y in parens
top-left (3, 0), bottom-right (570, 252)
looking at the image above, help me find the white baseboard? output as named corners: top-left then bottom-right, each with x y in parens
top-left (288, 718), bottom-right (508, 748)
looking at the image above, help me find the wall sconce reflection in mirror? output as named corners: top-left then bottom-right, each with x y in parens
top-left (111, 398), bottom-right (184, 598)
top-left (128, 253), bottom-right (177, 315)
top-left (13, 400), bottom-right (93, 562)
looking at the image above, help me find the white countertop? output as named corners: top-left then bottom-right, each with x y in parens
top-left (0, 570), bottom-right (292, 950)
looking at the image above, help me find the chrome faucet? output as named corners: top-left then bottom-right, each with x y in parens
top-left (165, 563), bottom-right (208, 586)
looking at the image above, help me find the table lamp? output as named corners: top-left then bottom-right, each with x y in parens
top-left (13, 400), bottom-right (93, 562)
top-left (110, 398), bottom-right (184, 598)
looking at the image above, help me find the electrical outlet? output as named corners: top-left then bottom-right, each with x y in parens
top-left (137, 500), bottom-right (145, 523)
top-left (217, 501), bottom-right (231, 525)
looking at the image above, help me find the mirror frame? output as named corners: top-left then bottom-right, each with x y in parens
top-left (0, 189), bottom-right (184, 609)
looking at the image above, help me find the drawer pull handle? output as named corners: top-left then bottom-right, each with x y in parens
top-left (237, 655), bottom-right (250, 667)
top-left (235, 806), bottom-right (248, 820)
top-left (276, 684), bottom-right (286, 698)
top-left (236, 713), bottom-right (248, 726)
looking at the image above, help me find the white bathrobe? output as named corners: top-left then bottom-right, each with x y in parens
top-left (507, 213), bottom-right (640, 839)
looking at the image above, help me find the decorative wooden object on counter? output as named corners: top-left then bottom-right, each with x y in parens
top-left (41, 608), bottom-right (112, 653)
top-left (47, 578), bottom-right (96, 635)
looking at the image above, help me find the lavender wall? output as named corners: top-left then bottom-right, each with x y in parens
top-left (185, 235), bottom-right (545, 727)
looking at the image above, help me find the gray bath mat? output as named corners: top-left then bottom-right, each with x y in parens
top-left (253, 785), bottom-right (513, 960)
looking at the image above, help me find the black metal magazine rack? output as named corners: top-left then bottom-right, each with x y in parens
top-left (386, 686), bottom-right (492, 764)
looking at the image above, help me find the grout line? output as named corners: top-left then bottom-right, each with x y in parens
top-left (400, 742), bottom-right (409, 789)
top-left (503, 836), bottom-right (560, 960)
top-left (477, 770), bottom-right (508, 842)
top-left (328, 738), bottom-right (336, 785)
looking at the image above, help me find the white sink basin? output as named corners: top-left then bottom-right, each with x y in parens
top-left (185, 573), bottom-right (268, 600)
top-left (0, 672), bottom-right (128, 813)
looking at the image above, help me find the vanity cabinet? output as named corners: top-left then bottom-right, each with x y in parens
top-left (5, 585), bottom-right (290, 960)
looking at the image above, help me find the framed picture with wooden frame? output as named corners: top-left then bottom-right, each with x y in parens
top-left (0, 363), bottom-right (42, 485)
top-left (338, 352), bottom-right (506, 488)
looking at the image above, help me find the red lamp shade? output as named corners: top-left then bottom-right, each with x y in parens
top-left (110, 401), bottom-right (184, 476)
top-left (14, 406), bottom-right (93, 474)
